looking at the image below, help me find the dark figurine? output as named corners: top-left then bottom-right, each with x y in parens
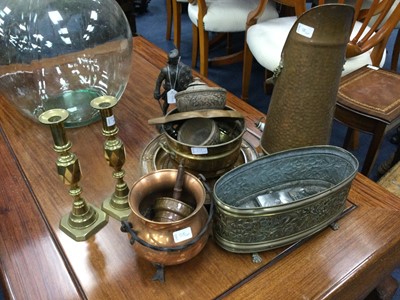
top-left (153, 49), bottom-right (193, 115)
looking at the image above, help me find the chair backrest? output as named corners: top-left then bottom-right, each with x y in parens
top-left (319, 0), bottom-right (400, 66)
top-left (246, 0), bottom-right (306, 28)
top-left (247, 0), bottom-right (400, 66)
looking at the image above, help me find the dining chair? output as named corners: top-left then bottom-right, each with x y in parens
top-left (336, 0), bottom-right (400, 176)
top-left (242, 0), bottom-right (306, 100)
top-left (335, 65), bottom-right (400, 176)
top-left (166, 0), bottom-right (188, 50)
top-left (241, 0), bottom-right (400, 101)
top-left (187, 0), bottom-right (280, 77)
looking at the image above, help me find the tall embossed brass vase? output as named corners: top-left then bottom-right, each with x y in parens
top-left (39, 108), bottom-right (108, 241)
top-left (90, 96), bottom-right (131, 221)
top-left (260, 5), bottom-right (354, 154)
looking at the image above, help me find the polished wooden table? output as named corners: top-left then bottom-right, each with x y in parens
top-left (1, 36), bottom-right (400, 300)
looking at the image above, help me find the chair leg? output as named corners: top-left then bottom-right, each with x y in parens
top-left (191, 24), bottom-right (199, 69)
top-left (264, 69), bottom-right (274, 95)
top-left (347, 130), bottom-right (360, 150)
top-left (198, 27), bottom-right (209, 77)
top-left (361, 124), bottom-right (387, 176)
top-left (166, 0), bottom-right (172, 40)
top-left (391, 29), bottom-right (400, 72)
top-left (241, 41), bottom-right (253, 102)
top-left (343, 128), bottom-right (360, 150)
top-left (172, 0), bottom-right (182, 50)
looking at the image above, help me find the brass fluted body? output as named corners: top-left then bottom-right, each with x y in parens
top-left (39, 109), bottom-right (108, 241)
top-left (91, 96), bottom-right (130, 220)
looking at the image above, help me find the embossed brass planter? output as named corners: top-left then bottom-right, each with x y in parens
top-left (213, 145), bottom-right (358, 253)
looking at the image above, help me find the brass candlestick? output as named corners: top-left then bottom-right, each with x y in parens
top-left (90, 96), bottom-right (131, 220)
top-left (39, 108), bottom-right (108, 241)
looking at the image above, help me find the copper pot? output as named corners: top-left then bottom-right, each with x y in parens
top-left (123, 169), bottom-right (211, 266)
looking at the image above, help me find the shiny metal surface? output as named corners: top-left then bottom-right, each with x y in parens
top-left (126, 169), bottom-right (210, 265)
top-left (162, 108), bottom-right (246, 177)
top-left (153, 197), bottom-right (194, 222)
top-left (177, 118), bottom-right (220, 145)
top-left (213, 145), bottom-right (358, 253)
top-left (139, 134), bottom-right (259, 179)
top-left (175, 78), bottom-right (227, 112)
top-left (90, 95), bottom-right (131, 221)
top-left (38, 108), bottom-right (108, 241)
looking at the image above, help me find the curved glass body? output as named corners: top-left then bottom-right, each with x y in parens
top-left (0, 0), bottom-right (133, 127)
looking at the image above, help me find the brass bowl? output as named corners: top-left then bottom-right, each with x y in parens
top-left (125, 169), bottom-right (210, 266)
top-left (177, 118), bottom-right (219, 146)
top-left (162, 107), bottom-right (245, 177)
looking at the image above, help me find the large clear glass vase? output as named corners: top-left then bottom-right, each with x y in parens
top-left (0, 0), bottom-right (133, 127)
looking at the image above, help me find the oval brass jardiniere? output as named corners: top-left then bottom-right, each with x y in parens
top-left (213, 145), bottom-right (358, 253)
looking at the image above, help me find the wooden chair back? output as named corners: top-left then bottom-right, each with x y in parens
top-left (323, 0), bottom-right (400, 66)
top-left (246, 0), bottom-right (400, 66)
top-left (246, 0), bottom-right (306, 29)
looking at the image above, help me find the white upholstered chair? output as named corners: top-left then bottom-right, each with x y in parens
top-left (188, 0), bottom-right (280, 77)
top-left (241, 0), bottom-right (400, 101)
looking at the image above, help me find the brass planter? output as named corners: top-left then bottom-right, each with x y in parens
top-left (162, 108), bottom-right (245, 178)
top-left (213, 146), bottom-right (358, 253)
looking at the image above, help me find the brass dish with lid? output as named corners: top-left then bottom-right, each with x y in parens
top-left (174, 78), bottom-right (226, 112)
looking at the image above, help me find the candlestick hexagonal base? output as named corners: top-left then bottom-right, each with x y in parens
top-left (60, 205), bottom-right (108, 241)
top-left (102, 196), bottom-right (131, 221)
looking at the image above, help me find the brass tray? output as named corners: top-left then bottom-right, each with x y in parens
top-left (140, 134), bottom-right (259, 177)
